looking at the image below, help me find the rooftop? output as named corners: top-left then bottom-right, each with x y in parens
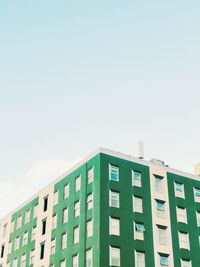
top-left (0, 147), bottom-right (199, 221)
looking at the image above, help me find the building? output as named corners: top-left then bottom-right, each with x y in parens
top-left (194, 163), bottom-right (200, 177)
top-left (0, 147), bottom-right (200, 267)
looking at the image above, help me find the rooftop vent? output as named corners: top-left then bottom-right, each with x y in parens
top-left (150, 158), bottom-right (166, 167)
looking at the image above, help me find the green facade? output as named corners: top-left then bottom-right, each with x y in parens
top-left (168, 172), bottom-right (200, 266)
top-left (1, 150), bottom-right (200, 267)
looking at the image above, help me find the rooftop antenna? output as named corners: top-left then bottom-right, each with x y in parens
top-left (138, 141), bottom-right (144, 159)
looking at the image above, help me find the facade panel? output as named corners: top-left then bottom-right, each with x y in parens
top-left (0, 148), bottom-right (200, 266)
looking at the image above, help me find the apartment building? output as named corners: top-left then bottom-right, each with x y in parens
top-left (0, 148), bottom-right (200, 267)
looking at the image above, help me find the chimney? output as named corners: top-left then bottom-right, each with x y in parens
top-left (138, 141), bottom-right (144, 159)
top-left (195, 163), bottom-right (200, 176)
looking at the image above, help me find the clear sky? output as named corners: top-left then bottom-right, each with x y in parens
top-left (0, 0), bottom-right (200, 218)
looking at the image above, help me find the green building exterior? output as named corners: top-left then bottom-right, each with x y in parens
top-left (0, 148), bottom-right (200, 267)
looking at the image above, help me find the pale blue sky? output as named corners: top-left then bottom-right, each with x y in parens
top-left (0, 0), bottom-right (200, 217)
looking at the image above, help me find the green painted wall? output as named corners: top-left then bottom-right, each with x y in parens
top-left (99, 153), bottom-right (155, 267)
top-left (50, 154), bottom-right (101, 267)
top-left (8, 197), bottom-right (38, 267)
top-left (6, 151), bottom-right (200, 267)
top-left (167, 172), bottom-right (200, 266)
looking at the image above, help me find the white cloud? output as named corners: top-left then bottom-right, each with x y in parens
top-left (0, 157), bottom-right (82, 218)
top-left (0, 181), bottom-right (31, 218)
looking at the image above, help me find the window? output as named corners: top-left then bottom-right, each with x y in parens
top-left (155, 176), bottom-right (163, 193)
top-left (73, 254), bottom-right (79, 267)
top-left (13, 258), bottom-right (18, 267)
top-left (61, 232), bottom-right (67, 249)
top-left (109, 246), bottom-right (120, 266)
top-left (135, 251), bottom-right (145, 267)
top-left (17, 216), bottom-right (22, 229)
top-left (64, 184), bottom-right (69, 199)
top-left (87, 220), bottom-right (93, 238)
top-left (177, 207), bottom-right (187, 224)
top-left (25, 210), bottom-right (30, 223)
top-left (15, 237), bottom-right (19, 250)
top-left (8, 241), bottom-right (11, 254)
top-left (52, 214), bottom-right (57, 229)
top-left (132, 171), bottom-right (142, 187)
top-left (23, 232), bottom-right (28, 245)
top-left (21, 255), bottom-right (26, 267)
top-left (87, 193), bottom-right (93, 210)
top-left (109, 217), bottom-right (120, 236)
top-left (60, 260), bottom-right (66, 267)
top-left (197, 211), bottom-right (200, 227)
top-left (179, 232), bottom-right (189, 250)
top-left (11, 221), bottom-right (14, 232)
top-left (51, 239), bottom-right (55, 254)
top-left (74, 201), bottom-right (80, 217)
top-left (181, 259), bottom-right (191, 267)
top-left (3, 223), bottom-right (7, 237)
top-left (40, 243), bottom-right (45, 259)
top-left (43, 196), bottom-right (48, 212)
top-left (54, 191), bottom-right (58, 205)
top-left (63, 208), bottom-right (68, 224)
top-left (174, 182), bottom-right (184, 198)
top-left (74, 226), bottom-right (79, 244)
top-left (32, 227), bottom-right (36, 241)
top-left (194, 188), bottom-right (200, 202)
top-left (86, 248), bottom-right (92, 267)
top-left (133, 196), bottom-right (143, 213)
top-left (33, 205), bottom-right (37, 218)
top-left (109, 190), bottom-right (119, 208)
top-left (157, 226), bottom-right (167, 245)
top-left (42, 219), bottom-right (47, 235)
top-left (1, 245), bottom-right (4, 258)
top-left (109, 165), bottom-right (119, 181)
top-left (30, 250), bottom-right (34, 264)
top-left (160, 255), bottom-right (169, 267)
top-left (88, 167), bottom-right (94, 184)
top-left (75, 176), bottom-right (81, 192)
top-left (134, 223), bottom-right (145, 240)
top-left (156, 200), bottom-right (165, 218)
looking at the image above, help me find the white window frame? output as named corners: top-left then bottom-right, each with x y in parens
top-left (135, 251), bottom-right (145, 267)
top-left (132, 171), bottom-right (142, 187)
top-left (87, 220), bottom-right (93, 238)
top-left (179, 232), bottom-right (190, 250)
top-left (88, 167), bottom-right (94, 184)
top-left (134, 222), bottom-right (145, 240)
top-left (155, 176), bottom-right (163, 193)
top-left (75, 176), bottom-right (81, 192)
top-left (72, 254), bottom-right (79, 267)
top-left (51, 239), bottom-right (55, 254)
top-left (156, 200), bottom-right (165, 218)
top-left (109, 190), bottom-right (119, 208)
top-left (133, 196), bottom-right (143, 213)
top-left (87, 193), bottom-right (93, 210)
top-left (109, 165), bottom-right (119, 182)
top-left (109, 246), bottom-right (120, 266)
top-left (74, 226), bottom-right (79, 244)
top-left (157, 226), bottom-right (167, 246)
top-left (109, 217), bottom-right (120, 236)
top-left (64, 184), bottom-right (69, 199)
top-left (54, 191), bottom-right (58, 205)
top-left (194, 188), bottom-right (200, 203)
top-left (62, 208), bottom-right (68, 224)
top-left (61, 232), bottom-right (67, 250)
top-left (176, 207), bottom-right (187, 224)
top-left (86, 248), bottom-right (92, 267)
top-left (74, 201), bottom-right (80, 217)
top-left (174, 182), bottom-right (185, 198)
top-left (181, 259), bottom-right (191, 267)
